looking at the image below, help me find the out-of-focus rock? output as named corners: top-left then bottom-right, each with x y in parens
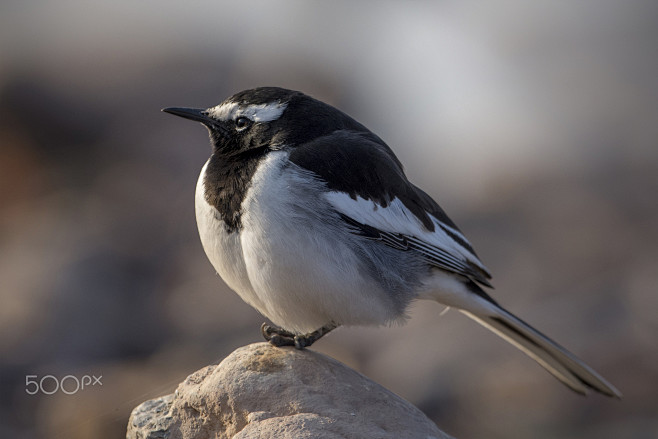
top-left (127, 342), bottom-right (451, 439)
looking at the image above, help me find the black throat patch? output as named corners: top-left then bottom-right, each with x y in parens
top-left (203, 146), bottom-right (269, 233)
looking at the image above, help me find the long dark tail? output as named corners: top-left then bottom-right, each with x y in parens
top-left (461, 305), bottom-right (621, 397)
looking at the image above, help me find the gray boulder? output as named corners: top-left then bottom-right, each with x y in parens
top-left (127, 342), bottom-right (452, 439)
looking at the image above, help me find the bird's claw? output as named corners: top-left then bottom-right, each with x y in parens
top-left (260, 322), bottom-right (337, 350)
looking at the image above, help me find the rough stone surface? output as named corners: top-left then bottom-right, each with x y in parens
top-left (127, 343), bottom-right (452, 439)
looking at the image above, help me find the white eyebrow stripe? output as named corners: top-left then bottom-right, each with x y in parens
top-left (207, 101), bottom-right (288, 122)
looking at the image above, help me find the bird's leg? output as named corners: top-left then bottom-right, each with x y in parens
top-left (293, 323), bottom-right (338, 349)
top-left (261, 322), bottom-right (338, 350)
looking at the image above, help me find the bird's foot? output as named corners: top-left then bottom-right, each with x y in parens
top-left (261, 322), bottom-right (338, 350)
top-left (261, 323), bottom-right (296, 347)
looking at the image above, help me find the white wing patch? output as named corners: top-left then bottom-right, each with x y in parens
top-left (324, 192), bottom-right (490, 276)
top-left (207, 101), bottom-right (288, 122)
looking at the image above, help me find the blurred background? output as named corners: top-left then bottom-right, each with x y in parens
top-left (1, 1), bottom-right (657, 438)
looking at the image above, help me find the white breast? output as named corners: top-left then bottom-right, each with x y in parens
top-left (196, 152), bottom-right (403, 334)
top-left (195, 160), bottom-right (266, 313)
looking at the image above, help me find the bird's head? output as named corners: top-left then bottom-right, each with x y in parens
top-left (163, 87), bottom-right (369, 155)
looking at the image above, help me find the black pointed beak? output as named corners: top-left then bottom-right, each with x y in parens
top-left (162, 107), bottom-right (214, 125)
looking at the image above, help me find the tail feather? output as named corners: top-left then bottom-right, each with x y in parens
top-left (461, 306), bottom-right (621, 398)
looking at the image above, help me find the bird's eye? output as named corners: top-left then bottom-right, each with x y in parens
top-left (235, 116), bottom-right (251, 131)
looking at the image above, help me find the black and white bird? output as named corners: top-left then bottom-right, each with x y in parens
top-left (163, 87), bottom-right (620, 397)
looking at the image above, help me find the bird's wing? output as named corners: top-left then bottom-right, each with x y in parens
top-left (288, 130), bottom-right (493, 287)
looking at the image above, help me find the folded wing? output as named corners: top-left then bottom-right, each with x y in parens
top-left (289, 129), bottom-right (492, 287)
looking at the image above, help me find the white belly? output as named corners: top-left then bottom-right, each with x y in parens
top-left (196, 152), bottom-right (399, 334)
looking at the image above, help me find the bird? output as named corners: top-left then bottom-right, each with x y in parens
top-left (163, 86), bottom-right (620, 398)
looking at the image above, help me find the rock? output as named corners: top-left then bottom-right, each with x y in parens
top-left (127, 342), bottom-right (452, 439)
